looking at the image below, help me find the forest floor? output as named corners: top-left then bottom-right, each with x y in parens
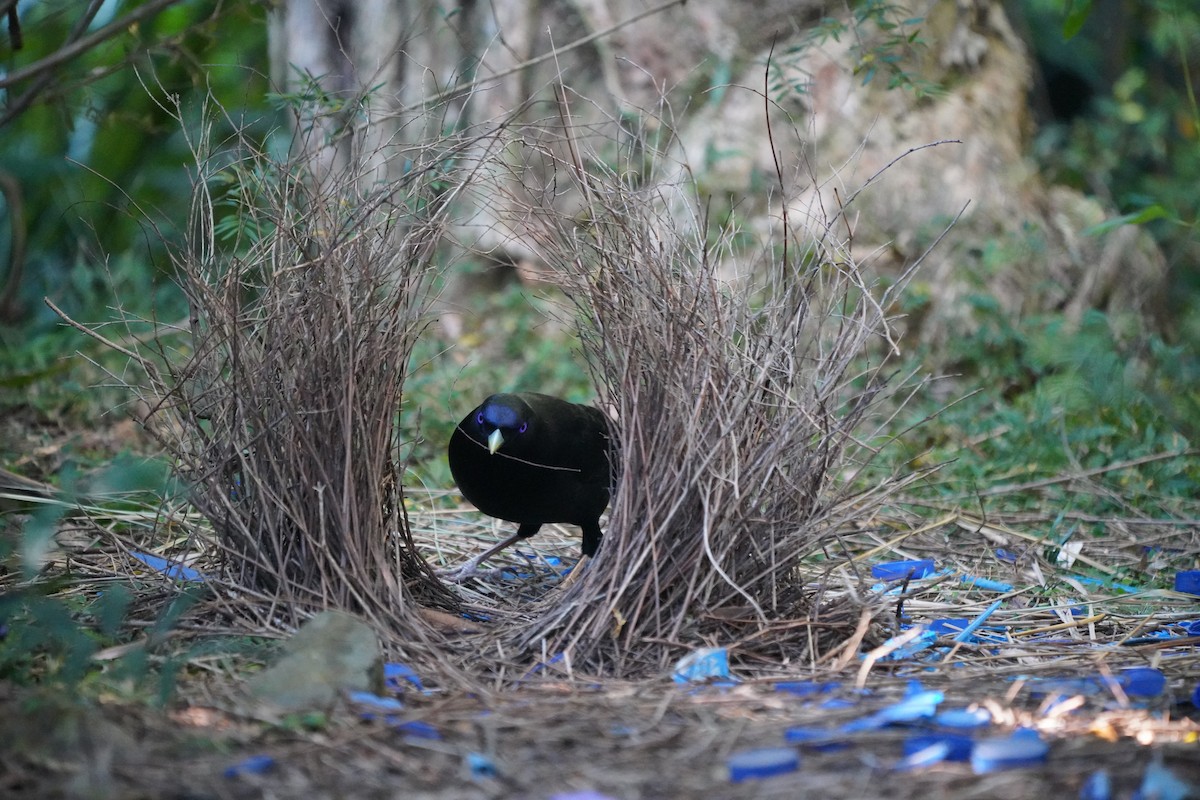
top-left (2, 415), bottom-right (1199, 800)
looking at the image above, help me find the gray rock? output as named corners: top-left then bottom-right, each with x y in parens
top-left (247, 610), bottom-right (383, 712)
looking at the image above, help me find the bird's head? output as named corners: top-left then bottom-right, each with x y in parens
top-left (474, 395), bottom-right (532, 454)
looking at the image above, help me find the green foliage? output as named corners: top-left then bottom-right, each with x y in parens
top-left (767, 0), bottom-right (939, 102)
top-left (0, 1), bottom-right (278, 398)
top-left (898, 307), bottom-right (1198, 516)
top-left (0, 454), bottom-right (195, 703)
top-left (1025, 0), bottom-right (1200, 312)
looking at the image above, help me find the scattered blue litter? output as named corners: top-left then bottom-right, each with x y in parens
top-left (953, 599), bottom-right (1004, 644)
top-left (524, 651), bottom-right (566, 679)
top-left (384, 662), bottom-right (424, 691)
top-left (904, 733), bottom-right (974, 762)
top-left (928, 618), bottom-right (972, 637)
top-left (223, 754), bottom-right (276, 778)
top-left (960, 575), bottom-right (1014, 593)
top-left (672, 647), bottom-right (732, 684)
top-left (129, 550), bottom-right (204, 582)
top-left (467, 752), bottom-right (498, 779)
top-left (1070, 574), bottom-right (1140, 594)
top-left (879, 630), bottom-right (938, 660)
top-left (818, 697), bottom-right (859, 710)
top-left (727, 747), bottom-right (800, 782)
top-left (349, 690), bottom-right (404, 724)
top-left (1174, 570), bottom-right (1200, 596)
top-left (775, 680), bottom-right (839, 697)
top-left (994, 548), bottom-right (1019, 563)
top-left (872, 559), bottom-right (936, 581)
top-left (1080, 769), bottom-right (1112, 800)
top-left (1119, 667), bottom-right (1166, 698)
top-left (934, 707), bottom-right (991, 729)
top-left (1134, 762), bottom-right (1192, 800)
top-left (841, 690), bottom-right (943, 732)
top-left (1192, 682), bottom-right (1200, 708)
top-left (395, 720), bottom-right (441, 740)
top-left (1028, 676), bottom-right (1104, 698)
top-left (970, 729), bottom-right (1048, 774)
top-left (896, 740), bottom-right (951, 770)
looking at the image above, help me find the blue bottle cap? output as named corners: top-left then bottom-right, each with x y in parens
top-left (871, 559), bottom-right (936, 581)
top-left (1118, 667), bottom-right (1166, 698)
top-left (1175, 570), bottom-right (1200, 595)
top-left (970, 731), bottom-right (1049, 774)
top-left (727, 747), bottom-right (800, 782)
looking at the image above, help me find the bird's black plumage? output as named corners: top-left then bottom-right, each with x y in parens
top-left (446, 392), bottom-right (614, 578)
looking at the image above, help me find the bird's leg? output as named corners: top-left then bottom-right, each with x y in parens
top-left (437, 523), bottom-right (540, 583)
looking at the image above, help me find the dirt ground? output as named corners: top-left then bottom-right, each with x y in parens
top-left (3, 664), bottom-right (1199, 800)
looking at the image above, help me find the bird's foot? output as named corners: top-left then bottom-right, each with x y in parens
top-left (436, 557), bottom-right (504, 584)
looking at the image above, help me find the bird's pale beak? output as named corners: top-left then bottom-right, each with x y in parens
top-left (487, 429), bottom-right (505, 454)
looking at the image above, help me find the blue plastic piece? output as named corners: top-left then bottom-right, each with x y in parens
top-left (672, 647), bottom-right (731, 684)
top-left (872, 559), bottom-right (936, 581)
top-left (384, 662), bottom-right (424, 691)
top-left (934, 707), bottom-right (992, 729)
top-left (1134, 762), bottom-right (1192, 800)
top-left (395, 720), bottom-right (441, 739)
top-left (960, 575), bottom-right (1014, 592)
top-left (994, 548), bottom-right (1019, 563)
top-left (841, 690), bottom-right (943, 732)
top-left (880, 630), bottom-right (938, 660)
top-left (1192, 682), bottom-right (1200, 708)
top-left (129, 550), bottom-right (204, 582)
top-left (1080, 769), bottom-right (1112, 800)
top-left (775, 680), bottom-right (839, 697)
top-left (467, 752), bottom-right (498, 779)
top-left (928, 618), bottom-right (972, 636)
top-left (1028, 677), bottom-right (1104, 698)
top-left (953, 599), bottom-right (1004, 644)
top-left (1119, 667), bottom-right (1166, 698)
top-left (819, 697), bottom-right (859, 710)
top-left (1175, 571), bottom-right (1200, 596)
top-left (349, 691), bottom-right (404, 714)
top-left (970, 730), bottom-right (1048, 774)
top-left (897, 740), bottom-right (951, 770)
top-left (727, 747), bottom-right (800, 782)
top-left (904, 733), bottom-right (973, 762)
top-left (1183, 620), bottom-right (1200, 636)
top-left (223, 754), bottom-right (276, 778)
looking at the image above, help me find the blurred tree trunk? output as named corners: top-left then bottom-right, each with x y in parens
top-left (267, 0), bottom-right (1167, 352)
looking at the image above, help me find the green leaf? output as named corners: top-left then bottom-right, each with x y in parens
top-left (1062, 0), bottom-right (1093, 40)
top-left (1083, 205), bottom-right (1171, 236)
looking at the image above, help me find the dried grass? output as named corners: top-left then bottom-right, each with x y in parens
top-left (435, 100), bottom-right (941, 677)
top-left (61, 97), bottom-right (478, 651)
top-left (56, 82), bottom-right (939, 682)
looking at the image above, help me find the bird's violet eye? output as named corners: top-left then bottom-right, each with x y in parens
top-left (476, 411), bottom-right (484, 425)
top-left (519, 422), bottom-right (528, 433)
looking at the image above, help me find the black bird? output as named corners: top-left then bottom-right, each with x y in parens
top-left (443, 392), bottom-right (614, 581)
